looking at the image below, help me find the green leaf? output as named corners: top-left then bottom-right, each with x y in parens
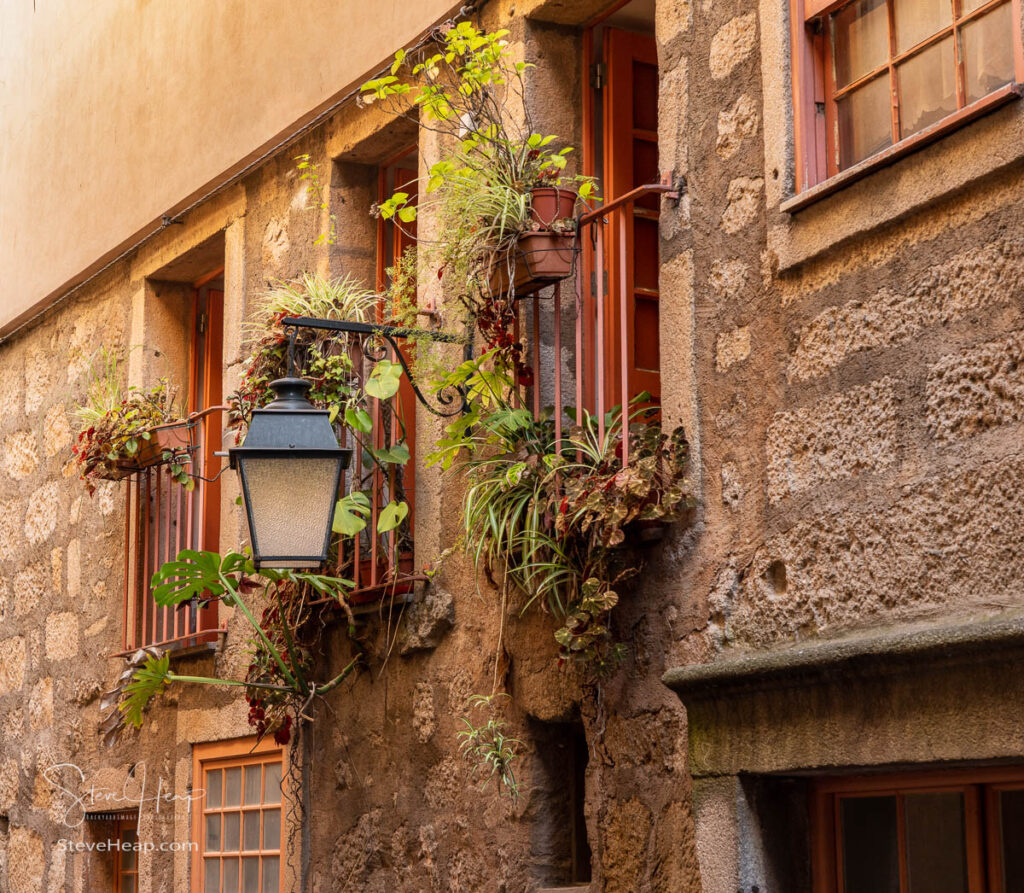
top-left (397, 206), bottom-right (418, 223)
top-left (370, 442), bottom-right (410, 465)
top-left (120, 654), bottom-right (171, 728)
top-left (151, 550), bottom-right (226, 606)
top-left (365, 360), bottom-right (403, 400)
top-left (377, 500), bottom-right (409, 533)
top-left (332, 492), bottom-right (371, 536)
top-left (345, 407), bottom-right (374, 434)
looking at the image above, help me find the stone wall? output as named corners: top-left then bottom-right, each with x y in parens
top-left (3, 0), bottom-right (1024, 889)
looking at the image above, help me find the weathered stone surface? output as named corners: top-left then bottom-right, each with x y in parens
top-left (602, 797), bottom-right (653, 893)
top-left (44, 612), bottom-right (79, 661)
top-left (716, 94), bottom-right (759, 160)
top-left (708, 259), bottom-right (750, 302)
top-left (656, 0), bottom-right (692, 44)
top-left (24, 348), bottom-right (55, 415)
top-left (7, 826), bottom-right (44, 893)
top-left (720, 463), bottom-right (743, 510)
top-left (262, 218), bottom-right (290, 268)
top-left (722, 455), bottom-right (1024, 648)
top-left (398, 587), bottom-right (454, 655)
top-left (0, 758), bottom-right (18, 811)
top-left (4, 431), bottom-right (38, 480)
top-left (24, 481), bottom-right (60, 544)
top-left (926, 330), bottom-right (1024, 442)
top-left (709, 13), bottom-right (758, 79)
top-left (42, 403), bottom-right (72, 458)
top-left (13, 562), bottom-right (48, 619)
top-left (766, 378), bottom-right (900, 502)
top-left (720, 177), bottom-right (763, 234)
top-left (0, 636), bottom-right (26, 692)
top-left (412, 682), bottom-right (435, 743)
top-left (715, 326), bottom-right (750, 371)
top-left (789, 239), bottom-right (1024, 381)
top-left (29, 677), bottom-right (53, 731)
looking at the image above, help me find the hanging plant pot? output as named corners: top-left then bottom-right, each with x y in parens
top-left (487, 231), bottom-right (578, 298)
top-left (529, 186), bottom-right (579, 228)
top-left (115, 420), bottom-right (193, 472)
top-left (350, 552), bottom-right (417, 604)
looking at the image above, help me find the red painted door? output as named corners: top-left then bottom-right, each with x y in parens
top-left (603, 28), bottom-right (661, 408)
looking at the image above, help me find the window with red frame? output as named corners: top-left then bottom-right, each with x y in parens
top-left (812, 767), bottom-right (1024, 892)
top-left (791, 0), bottom-right (1023, 190)
top-left (123, 274), bottom-right (224, 652)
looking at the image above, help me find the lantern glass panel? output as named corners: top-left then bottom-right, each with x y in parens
top-left (239, 456), bottom-right (341, 568)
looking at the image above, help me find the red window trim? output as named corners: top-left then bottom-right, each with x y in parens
top-left (811, 765), bottom-right (1024, 893)
top-left (790, 0), bottom-right (1024, 200)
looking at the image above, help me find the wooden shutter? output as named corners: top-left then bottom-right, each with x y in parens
top-left (603, 28), bottom-right (661, 407)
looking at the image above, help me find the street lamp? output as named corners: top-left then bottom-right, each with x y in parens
top-left (229, 376), bottom-right (351, 570)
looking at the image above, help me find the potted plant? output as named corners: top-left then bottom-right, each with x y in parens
top-left (362, 25), bottom-right (597, 311)
top-left (72, 349), bottom-right (193, 490)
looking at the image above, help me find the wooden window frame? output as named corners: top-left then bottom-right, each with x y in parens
top-left (113, 817), bottom-right (140, 893)
top-left (791, 0), bottom-right (1024, 195)
top-left (191, 736), bottom-right (286, 893)
top-left (811, 765), bottom-right (1024, 893)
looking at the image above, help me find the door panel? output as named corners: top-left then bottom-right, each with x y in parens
top-left (603, 27), bottom-right (660, 407)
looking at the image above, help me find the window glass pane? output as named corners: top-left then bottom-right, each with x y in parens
top-left (243, 811), bottom-right (261, 851)
top-left (244, 765), bottom-right (262, 806)
top-left (225, 767), bottom-right (242, 807)
top-left (1000, 789), bottom-right (1024, 889)
top-left (837, 74), bottom-right (894, 167)
top-left (833, 0), bottom-right (891, 88)
top-left (264, 764), bottom-right (282, 805)
top-left (242, 857), bottom-right (260, 893)
top-left (262, 856), bottom-right (280, 893)
top-left (905, 791), bottom-right (968, 893)
top-left (262, 808), bottom-right (281, 851)
top-left (897, 36), bottom-right (957, 137)
top-left (223, 857), bottom-right (240, 893)
top-left (206, 769), bottom-right (222, 809)
top-left (204, 858), bottom-right (220, 893)
top-left (840, 795), bottom-right (900, 893)
top-left (121, 828), bottom-right (137, 870)
top-left (894, 0), bottom-right (952, 52)
top-left (205, 814), bottom-right (221, 853)
top-left (223, 811), bottom-right (241, 852)
top-left (122, 876), bottom-right (136, 893)
top-left (961, 2), bottom-right (1014, 103)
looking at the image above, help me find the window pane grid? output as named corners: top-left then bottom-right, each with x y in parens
top-left (826, 0), bottom-right (1015, 170)
top-left (197, 755), bottom-right (283, 893)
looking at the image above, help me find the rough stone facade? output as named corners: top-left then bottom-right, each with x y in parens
top-left (3, 0), bottom-right (1024, 890)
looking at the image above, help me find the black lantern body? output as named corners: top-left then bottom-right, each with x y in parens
top-left (229, 378), bottom-right (351, 570)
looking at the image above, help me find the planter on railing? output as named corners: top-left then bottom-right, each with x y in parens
top-left (487, 231), bottom-right (579, 298)
top-left (113, 420), bottom-right (193, 474)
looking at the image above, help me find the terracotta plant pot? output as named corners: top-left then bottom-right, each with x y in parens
top-left (529, 186), bottom-right (578, 228)
top-left (350, 552), bottom-right (417, 605)
top-left (116, 420), bottom-right (193, 471)
top-left (487, 231), bottom-right (578, 298)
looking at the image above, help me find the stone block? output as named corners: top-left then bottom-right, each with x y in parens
top-left (709, 13), bottom-right (758, 79)
top-left (7, 827), bottom-right (43, 893)
top-left (720, 177), bottom-right (764, 234)
top-left (789, 239), bottom-right (1024, 381)
top-left (24, 481), bottom-right (60, 544)
top-left (926, 330), bottom-right (1024, 442)
top-left (766, 378), bottom-right (899, 502)
top-left (43, 403), bottom-right (73, 458)
top-left (13, 562), bottom-right (48, 619)
top-left (716, 94), bottom-right (759, 160)
top-left (0, 636), bottom-right (26, 692)
top-left (715, 326), bottom-right (751, 371)
top-left (4, 432), bottom-right (37, 480)
top-left (45, 612), bottom-right (79, 661)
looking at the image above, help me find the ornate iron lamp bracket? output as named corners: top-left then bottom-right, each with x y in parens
top-left (280, 316), bottom-right (472, 417)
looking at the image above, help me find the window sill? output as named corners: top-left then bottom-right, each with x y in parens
top-left (781, 83), bottom-right (1023, 215)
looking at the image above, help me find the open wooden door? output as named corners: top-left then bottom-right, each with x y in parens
top-left (603, 27), bottom-right (661, 408)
